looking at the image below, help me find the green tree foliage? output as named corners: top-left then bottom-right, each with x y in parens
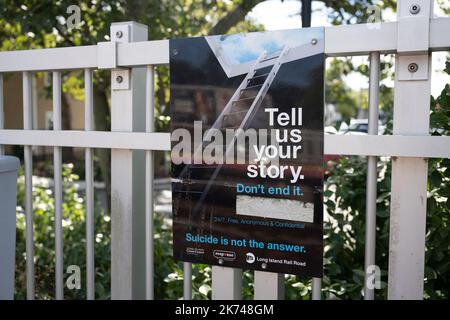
top-left (0, 0), bottom-right (264, 109)
top-left (326, 58), bottom-right (361, 122)
top-left (425, 61), bottom-right (450, 298)
top-left (325, 56), bottom-right (394, 124)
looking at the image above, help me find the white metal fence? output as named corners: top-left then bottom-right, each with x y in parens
top-left (0, 0), bottom-right (449, 300)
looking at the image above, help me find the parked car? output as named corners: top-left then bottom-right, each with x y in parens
top-left (340, 119), bottom-right (386, 135)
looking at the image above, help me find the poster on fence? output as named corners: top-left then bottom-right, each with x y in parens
top-left (169, 27), bottom-right (324, 277)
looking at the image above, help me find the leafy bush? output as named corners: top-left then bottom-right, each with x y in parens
top-left (15, 164), bottom-right (111, 299)
top-left (13, 163), bottom-right (213, 300)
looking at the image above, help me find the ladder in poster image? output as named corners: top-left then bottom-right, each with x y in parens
top-left (188, 45), bottom-right (290, 215)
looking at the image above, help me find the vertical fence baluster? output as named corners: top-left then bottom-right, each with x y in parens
top-left (183, 262), bottom-right (192, 300)
top-left (312, 277), bottom-right (322, 300)
top-left (364, 52), bottom-right (380, 300)
top-left (84, 69), bottom-right (95, 300)
top-left (23, 71), bottom-right (35, 300)
top-left (145, 65), bottom-right (155, 300)
top-left (52, 71), bottom-right (64, 300)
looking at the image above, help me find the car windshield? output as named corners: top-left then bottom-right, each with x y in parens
top-left (347, 123), bottom-right (368, 132)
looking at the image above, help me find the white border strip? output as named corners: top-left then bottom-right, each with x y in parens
top-left (0, 45), bottom-right (98, 72)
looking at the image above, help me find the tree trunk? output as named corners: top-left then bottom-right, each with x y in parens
top-left (208, 0), bottom-right (266, 35)
top-left (301, 0), bottom-right (312, 28)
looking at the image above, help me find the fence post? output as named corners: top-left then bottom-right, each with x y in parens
top-left (212, 266), bottom-right (242, 300)
top-left (388, 0), bottom-right (432, 299)
top-left (110, 21), bottom-right (148, 299)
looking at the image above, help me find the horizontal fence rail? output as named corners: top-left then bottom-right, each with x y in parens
top-left (0, 130), bottom-right (170, 151)
top-left (1, 130), bottom-right (450, 158)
